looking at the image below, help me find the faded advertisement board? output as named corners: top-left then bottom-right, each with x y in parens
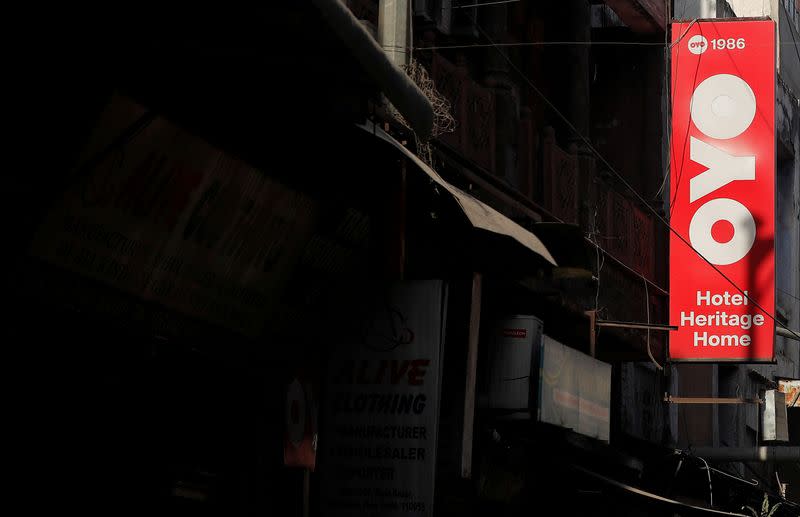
top-left (669, 20), bottom-right (776, 361)
top-left (321, 281), bottom-right (447, 517)
top-left (762, 389), bottom-right (789, 442)
top-left (30, 94), bottom-right (315, 336)
top-left (778, 379), bottom-right (800, 407)
top-left (538, 336), bottom-right (611, 441)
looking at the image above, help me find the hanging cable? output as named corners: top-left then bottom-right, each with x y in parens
top-left (695, 455), bottom-right (760, 487)
top-left (415, 41), bottom-right (665, 50)
top-left (591, 206), bottom-right (605, 315)
top-left (669, 19), bottom-right (699, 48)
top-left (697, 455), bottom-right (714, 507)
top-left (778, 287), bottom-right (800, 303)
top-left (643, 275), bottom-right (664, 370)
top-left (453, 0), bottom-right (519, 8)
top-left (667, 20), bottom-right (704, 221)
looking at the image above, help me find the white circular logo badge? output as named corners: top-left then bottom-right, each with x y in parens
top-left (688, 35), bottom-right (708, 55)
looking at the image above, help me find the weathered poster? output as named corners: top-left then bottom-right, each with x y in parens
top-left (30, 94), bottom-right (315, 336)
top-left (538, 335), bottom-right (611, 442)
top-left (321, 281), bottom-right (446, 517)
top-left (778, 379), bottom-right (800, 407)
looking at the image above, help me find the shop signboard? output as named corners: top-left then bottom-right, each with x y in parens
top-left (321, 281), bottom-right (447, 517)
top-left (538, 336), bottom-right (611, 442)
top-left (669, 20), bottom-right (776, 361)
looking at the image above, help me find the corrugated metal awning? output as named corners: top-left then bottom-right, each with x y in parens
top-left (358, 122), bottom-right (557, 267)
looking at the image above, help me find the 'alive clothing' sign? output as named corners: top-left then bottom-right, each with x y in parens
top-left (321, 281), bottom-right (446, 517)
top-left (669, 19), bottom-right (775, 361)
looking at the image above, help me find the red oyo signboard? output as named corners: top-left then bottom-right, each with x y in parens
top-left (670, 20), bottom-right (775, 362)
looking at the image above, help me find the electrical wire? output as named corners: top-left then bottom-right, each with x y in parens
top-left (670, 19), bottom-right (699, 48)
top-left (453, 0), bottom-right (519, 8)
top-left (575, 464), bottom-right (750, 517)
top-left (698, 459), bottom-right (759, 487)
top-left (656, 18), bottom-right (698, 204)
top-left (643, 275), bottom-right (664, 370)
top-left (416, 41), bottom-right (665, 50)
top-left (699, 455), bottom-right (715, 507)
top-left (668, 20), bottom-right (704, 221)
top-left (777, 287), bottom-right (800, 303)
top-left (406, 42), bottom-right (800, 51)
top-left (585, 231), bottom-right (667, 296)
top-left (434, 126), bottom-right (671, 296)
top-left (591, 206), bottom-right (605, 315)
top-left (407, 40), bottom-right (797, 53)
top-left (466, 12), bottom-right (800, 343)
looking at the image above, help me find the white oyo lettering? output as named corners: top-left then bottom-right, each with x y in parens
top-left (689, 198), bottom-right (756, 265)
top-left (689, 138), bottom-right (755, 202)
top-left (690, 74), bottom-right (756, 139)
top-left (688, 73), bottom-right (758, 265)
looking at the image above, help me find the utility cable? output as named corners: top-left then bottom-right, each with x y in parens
top-left (453, 0), bottom-right (519, 8)
top-left (415, 41), bottom-right (665, 50)
top-left (698, 455), bottom-right (715, 507)
top-left (777, 287), bottom-right (800, 303)
top-left (644, 275), bottom-right (664, 370)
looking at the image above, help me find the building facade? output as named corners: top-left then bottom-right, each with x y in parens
top-left (7, 1), bottom-right (799, 516)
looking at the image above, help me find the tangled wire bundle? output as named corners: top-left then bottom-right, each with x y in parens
top-left (402, 59), bottom-right (456, 139)
top-left (390, 58), bottom-right (456, 165)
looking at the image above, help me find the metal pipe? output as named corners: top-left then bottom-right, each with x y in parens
top-left (777, 326), bottom-right (800, 341)
top-left (688, 447), bottom-right (800, 463)
top-left (664, 396), bottom-right (761, 405)
top-left (596, 320), bottom-right (677, 331)
top-left (379, 0), bottom-right (410, 68)
top-left (312, 0), bottom-right (434, 138)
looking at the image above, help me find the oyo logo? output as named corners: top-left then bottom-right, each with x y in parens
top-left (688, 73), bottom-right (757, 265)
top-left (688, 35), bottom-right (708, 55)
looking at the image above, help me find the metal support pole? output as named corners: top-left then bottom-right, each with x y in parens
top-left (687, 447), bottom-right (800, 463)
top-left (596, 320), bottom-right (677, 331)
top-left (585, 310), bottom-right (596, 357)
top-left (379, 0), bottom-right (410, 68)
top-left (461, 272), bottom-right (482, 479)
top-left (664, 396), bottom-right (761, 405)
